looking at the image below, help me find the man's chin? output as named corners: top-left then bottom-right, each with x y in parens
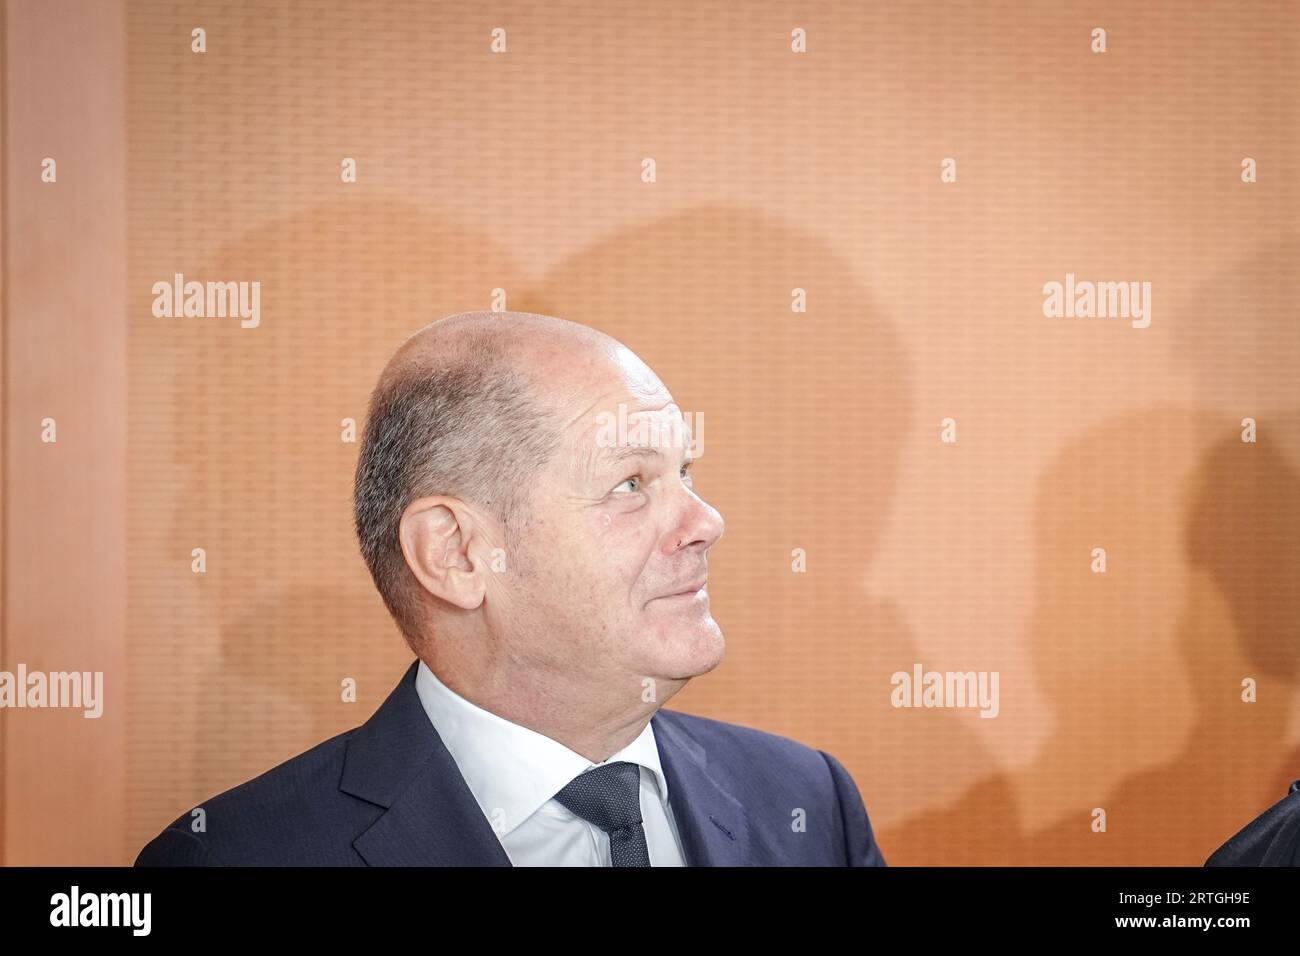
top-left (663, 622), bottom-right (726, 681)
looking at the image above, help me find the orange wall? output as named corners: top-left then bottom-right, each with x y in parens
top-left (4, 0), bottom-right (1299, 865)
top-left (2, 0), bottom-right (129, 866)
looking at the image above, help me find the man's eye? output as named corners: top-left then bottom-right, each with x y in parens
top-left (613, 464), bottom-right (691, 494)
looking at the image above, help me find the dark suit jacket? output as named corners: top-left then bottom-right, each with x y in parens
top-left (135, 660), bottom-right (887, 866)
top-left (1205, 781), bottom-right (1300, 866)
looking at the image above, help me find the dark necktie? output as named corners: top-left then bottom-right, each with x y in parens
top-left (552, 761), bottom-right (652, 867)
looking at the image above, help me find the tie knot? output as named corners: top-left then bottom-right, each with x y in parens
top-left (552, 761), bottom-right (644, 833)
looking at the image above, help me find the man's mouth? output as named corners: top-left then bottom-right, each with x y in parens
top-left (651, 579), bottom-right (708, 602)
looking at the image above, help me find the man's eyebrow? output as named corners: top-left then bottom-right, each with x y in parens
top-left (586, 443), bottom-right (692, 476)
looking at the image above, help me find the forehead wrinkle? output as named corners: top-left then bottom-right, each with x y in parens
top-left (588, 443), bottom-right (690, 481)
top-left (593, 406), bottom-right (694, 466)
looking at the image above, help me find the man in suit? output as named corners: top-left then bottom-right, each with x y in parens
top-left (136, 310), bottom-right (886, 866)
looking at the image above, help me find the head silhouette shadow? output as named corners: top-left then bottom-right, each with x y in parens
top-left (878, 235), bottom-right (1300, 865)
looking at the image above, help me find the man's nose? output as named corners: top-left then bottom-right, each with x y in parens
top-left (665, 490), bottom-right (724, 554)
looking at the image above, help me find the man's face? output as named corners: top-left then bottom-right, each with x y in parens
top-left (495, 345), bottom-right (725, 698)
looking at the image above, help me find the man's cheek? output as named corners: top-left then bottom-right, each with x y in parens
top-left (586, 509), bottom-right (657, 593)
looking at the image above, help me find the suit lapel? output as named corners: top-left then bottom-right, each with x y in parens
top-left (341, 661), bottom-right (512, 866)
top-left (652, 710), bottom-right (751, 866)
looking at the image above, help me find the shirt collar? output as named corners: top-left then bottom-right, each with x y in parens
top-left (413, 658), bottom-right (670, 838)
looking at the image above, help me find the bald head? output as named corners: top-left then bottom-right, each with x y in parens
top-left (377, 310), bottom-right (612, 396)
top-left (353, 310), bottom-right (614, 647)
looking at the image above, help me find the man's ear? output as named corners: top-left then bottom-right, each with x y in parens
top-left (398, 496), bottom-right (487, 611)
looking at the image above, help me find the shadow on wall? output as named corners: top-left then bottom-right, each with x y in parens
top-left (156, 193), bottom-right (1300, 866)
top-left (879, 235), bottom-right (1300, 865)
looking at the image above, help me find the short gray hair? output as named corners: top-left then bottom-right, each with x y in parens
top-left (353, 337), bottom-right (564, 648)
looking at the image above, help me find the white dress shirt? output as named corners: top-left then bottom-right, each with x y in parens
top-left (414, 659), bottom-right (687, 866)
